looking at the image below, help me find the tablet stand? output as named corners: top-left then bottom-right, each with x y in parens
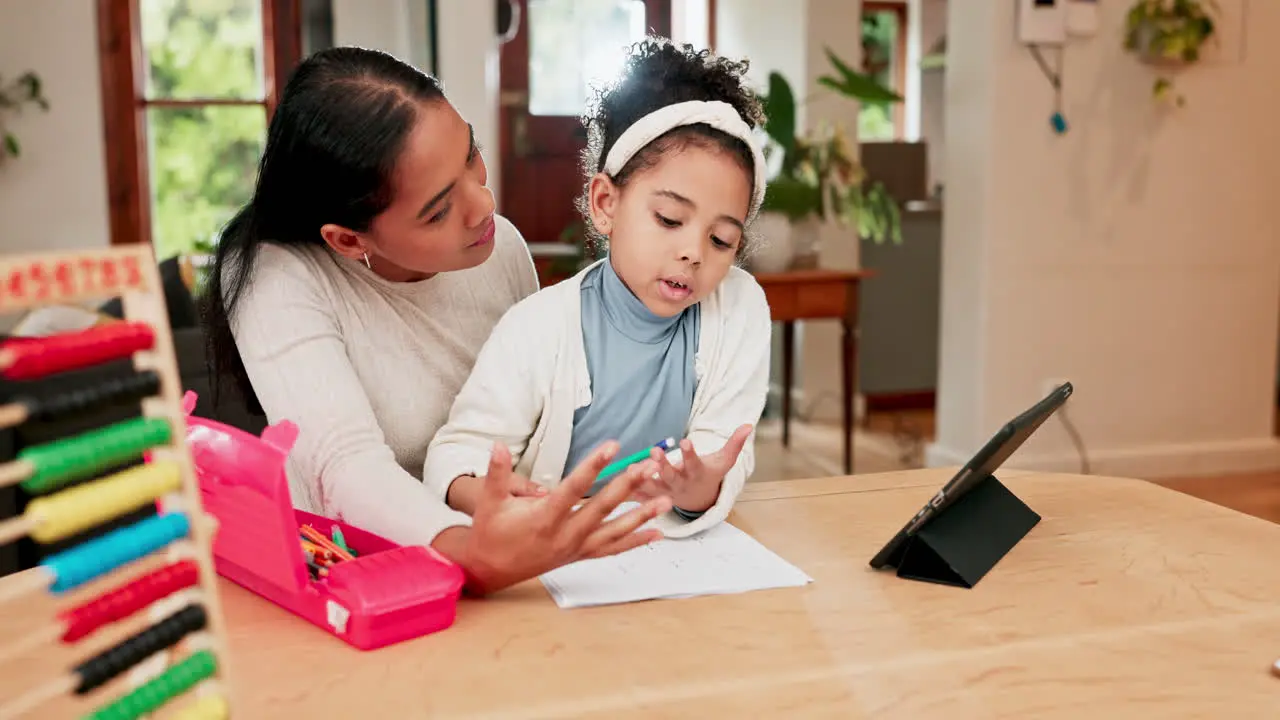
top-left (891, 474), bottom-right (1039, 588)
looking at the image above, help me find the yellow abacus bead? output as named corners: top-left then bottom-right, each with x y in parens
top-left (169, 693), bottom-right (229, 720)
top-left (28, 460), bottom-right (182, 543)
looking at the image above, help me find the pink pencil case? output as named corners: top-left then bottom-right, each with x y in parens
top-left (166, 392), bottom-right (465, 650)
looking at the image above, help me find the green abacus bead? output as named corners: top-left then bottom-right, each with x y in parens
top-left (82, 649), bottom-right (217, 720)
top-left (20, 417), bottom-right (172, 494)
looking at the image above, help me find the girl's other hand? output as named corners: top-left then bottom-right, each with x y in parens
top-left (632, 424), bottom-right (753, 512)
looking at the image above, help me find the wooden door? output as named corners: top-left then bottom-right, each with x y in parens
top-left (499, 0), bottom-right (671, 282)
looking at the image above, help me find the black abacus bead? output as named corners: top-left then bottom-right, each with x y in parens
top-left (21, 370), bottom-right (161, 423)
top-left (72, 603), bottom-right (207, 694)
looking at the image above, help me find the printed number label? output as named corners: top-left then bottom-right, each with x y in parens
top-left (0, 255), bottom-right (146, 304)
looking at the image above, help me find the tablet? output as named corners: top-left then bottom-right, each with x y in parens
top-left (869, 381), bottom-right (1073, 570)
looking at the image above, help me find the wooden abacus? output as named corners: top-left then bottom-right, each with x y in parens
top-left (0, 246), bottom-right (233, 719)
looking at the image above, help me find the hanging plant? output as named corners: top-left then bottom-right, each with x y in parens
top-left (1123, 0), bottom-right (1218, 106)
top-left (0, 71), bottom-right (50, 162)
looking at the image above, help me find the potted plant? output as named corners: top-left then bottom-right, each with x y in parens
top-left (1123, 0), bottom-right (1219, 106)
top-left (751, 49), bottom-right (903, 273)
top-left (0, 70), bottom-right (50, 163)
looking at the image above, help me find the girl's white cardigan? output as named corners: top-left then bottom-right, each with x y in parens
top-left (423, 259), bottom-right (772, 538)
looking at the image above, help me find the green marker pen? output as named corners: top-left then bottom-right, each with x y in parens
top-left (596, 437), bottom-right (678, 483)
top-left (330, 525), bottom-right (356, 557)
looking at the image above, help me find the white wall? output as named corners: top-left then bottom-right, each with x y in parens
top-left (929, 0), bottom-right (1280, 478)
top-left (433, 1), bottom-right (500, 208)
top-left (672, 0), bottom-right (711, 49)
top-left (331, 0), bottom-right (432, 72)
top-left (903, 0), bottom-right (923, 141)
top-left (332, 0), bottom-right (414, 60)
top-left (0, 0), bottom-right (110, 254)
top-left (916, 0), bottom-right (946, 190)
top-left (714, 0), bottom-right (807, 106)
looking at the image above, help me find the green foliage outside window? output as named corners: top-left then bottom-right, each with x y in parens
top-left (141, 0), bottom-right (266, 260)
top-left (859, 10), bottom-right (899, 141)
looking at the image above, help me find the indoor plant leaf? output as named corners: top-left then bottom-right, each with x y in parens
top-left (762, 71), bottom-right (797, 168)
top-left (818, 46), bottom-right (903, 104)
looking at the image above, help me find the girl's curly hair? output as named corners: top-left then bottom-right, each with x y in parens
top-left (575, 37), bottom-right (766, 257)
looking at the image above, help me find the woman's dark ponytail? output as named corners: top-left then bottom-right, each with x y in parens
top-left (200, 201), bottom-right (261, 412)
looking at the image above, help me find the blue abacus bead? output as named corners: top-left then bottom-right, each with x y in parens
top-left (43, 512), bottom-right (190, 593)
top-left (1051, 112), bottom-right (1068, 134)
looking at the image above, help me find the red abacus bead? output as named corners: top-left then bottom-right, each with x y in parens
top-left (0, 321), bottom-right (155, 380)
top-left (59, 559), bottom-right (200, 643)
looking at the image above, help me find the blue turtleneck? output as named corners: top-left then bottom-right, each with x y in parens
top-left (563, 257), bottom-right (701, 506)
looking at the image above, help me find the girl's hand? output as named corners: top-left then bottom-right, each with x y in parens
top-left (631, 424), bottom-right (753, 513)
top-left (457, 440), bottom-right (671, 595)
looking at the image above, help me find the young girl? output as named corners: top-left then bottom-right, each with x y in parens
top-left (423, 38), bottom-right (771, 539)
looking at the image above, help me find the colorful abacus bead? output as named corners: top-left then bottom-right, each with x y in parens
top-left (0, 321), bottom-right (155, 380)
top-left (59, 559), bottom-right (200, 643)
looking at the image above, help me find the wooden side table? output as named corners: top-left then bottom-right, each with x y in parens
top-left (753, 269), bottom-right (873, 474)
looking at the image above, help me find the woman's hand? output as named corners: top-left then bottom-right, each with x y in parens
top-left (631, 424), bottom-right (753, 513)
top-left (445, 471), bottom-right (546, 515)
top-left (448, 440), bottom-right (670, 595)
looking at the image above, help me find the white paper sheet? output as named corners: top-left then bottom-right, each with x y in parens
top-left (539, 504), bottom-right (813, 608)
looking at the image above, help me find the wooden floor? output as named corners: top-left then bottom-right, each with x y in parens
top-left (754, 409), bottom-right (1280, 526)
top-left (1149, 472), bottom-right (1280, 524)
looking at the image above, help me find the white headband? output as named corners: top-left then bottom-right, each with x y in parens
top-left (602, 100), bottom-right (767, 224)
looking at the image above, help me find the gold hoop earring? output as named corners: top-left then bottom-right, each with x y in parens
top-left (362, 252), bottom-right (371, 269)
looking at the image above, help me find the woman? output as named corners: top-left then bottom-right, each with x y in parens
top-left (202, 47), bottom-right (669, 595)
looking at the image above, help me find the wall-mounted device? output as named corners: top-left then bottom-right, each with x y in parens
top-left (1017, 0), bottom-right (1068, 45)
top-left (497, 0), bottom-right (521, 44)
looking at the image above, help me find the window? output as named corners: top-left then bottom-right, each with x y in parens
top-left (97, 0), bottom-right (301, 258)
top-left (860, 2), bottom-right (907, 142)
top-left (526, 0), bottom-right (648, 117)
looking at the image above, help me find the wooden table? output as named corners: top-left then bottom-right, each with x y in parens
top-left (753, 269), bottom-right (872, 474)
top-left (2, 470), bottom-right (1279, 718)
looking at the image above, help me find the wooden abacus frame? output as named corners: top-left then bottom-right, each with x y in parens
top-left (0, 245), bottom-right (234, 718)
